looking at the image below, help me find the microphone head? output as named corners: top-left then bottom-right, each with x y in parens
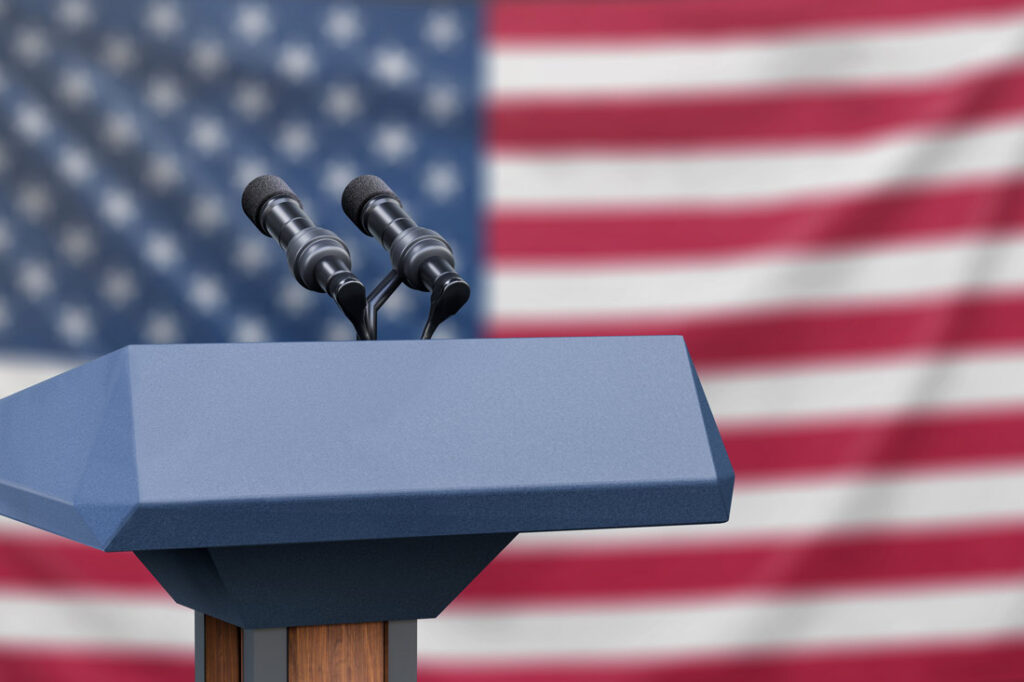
top-left (242, 174), bottom-right (301, 224)
top-left (341, 174), bottom-right (400, 227)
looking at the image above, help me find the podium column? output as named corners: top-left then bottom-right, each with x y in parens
top-left (197, 613), bottom-right (416, 681)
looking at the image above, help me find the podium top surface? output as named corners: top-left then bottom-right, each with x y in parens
top-left (0, 336), bottom-right (732, 551)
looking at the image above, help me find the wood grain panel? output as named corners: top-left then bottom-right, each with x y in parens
top-left (205, 615), bottom-right (241, 682)
top-left (288, 622), bottom-right (385, 682)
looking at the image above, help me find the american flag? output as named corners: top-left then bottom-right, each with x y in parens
top-left (1, 0), bottom-right (1024, 679)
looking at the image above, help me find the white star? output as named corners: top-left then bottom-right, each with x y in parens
top-left (143, 230), bottom-right (183, 271)
top-left (422, 9), bottom-right (463, 51)
top-left (188, 38), bottom-right (227, 79)
top-left (230, 314), bottom-right (271, 343)
top-left (232, 237), bottom-right (272, 276)
top-left (321, 319), bottom-right (356, 341)
top-left (370, 123), bottom-right (416, 164)
top-left (57, 145), bottom-right (96, 185)
top-left (143, 153), bottom-right (183, 192)
top-left (319, 159), bottom-right (357, 197)
top-left (55, 305), bottom-right (95, 346)
top-left (15, 259), bottom-right (55, 301)
top-left (99, 34), bottom-right (137, 73)
top-left (57, 223), bottom-right (97, 265)
top-left (99, 267), bottom-right (138, 309)
top-left (275, 120), bottom-right (315, 161)
top-left (431, 321), bottom-right (461, 339)
top-left (55, 68), bottom-right (95, 108)
top-left (100, 188), bottom-right (138, 228)
top-left (13, 103), bottom-right (52, 142)
top-left (188, 274), bottom-right (228, 314)
top-left (141, 311), bottom-right (182, 344)
top-left (232, 80), bottom-right (271, 120)
top-left (15, 181), bottom-right (54, 222)
top-left (320, 83), bottom-right (363, 124)
top-left (422, 161), bottom-right (462, 204)
top-left (233, 156), bottom-right (270, 191)
top-left (275, 279), bottom-right (316, 317)
top-left (11, 26), bottom-right (51, 65)
top-left (370, 46), bottom-right (417, 88)
top-left (188, 194), bottom-right (227, 235)
top-left (0, 218), bottom-right (12, 253)
top-left (380, 286), bottom-right (414, 322)
top-left (423, 83), bottom-right (462, 124)
top-left (322, 6), bottom-right (362, 46)
top-left (145, 73), bottom-right (184, 114)
top-left (55, 0), bottom-right (95, 31)
top-left (188, 115), bottom-right (229, 155)
top-left (234, 4), bottom-right (272, 43)
top-left (276, 42), bottom-right (318, 84)
top-left (101, 111), bottom-right (140, 151)
top-left (144, 1), bottom-right (184, 38)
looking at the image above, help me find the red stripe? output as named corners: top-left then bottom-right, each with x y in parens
top-left (421, 636), bottom-right (1024, 682)
top-left (488, 291), bottom-right (1024, 367)
top-left (0, 648), bottom-right (190, 682)
top-left (490, 0), bottom-right (1024, 41)
top-left (491, 65), bottom-right (1024, 150)
top-left (0, 538), bottom-right (161, 591)
top-left (488, 179), bottom-right (1024, 261)
top-left (456, 523), bottom-right (1024, 603)
top-left (725, 408), bottom-right (1024, 478)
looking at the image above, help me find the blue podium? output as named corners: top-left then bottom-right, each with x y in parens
top-left (0, 336), bottom-right (732, 681)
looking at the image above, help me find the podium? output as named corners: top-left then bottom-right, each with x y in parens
top-left (0, 335), bottom-right (733, 681)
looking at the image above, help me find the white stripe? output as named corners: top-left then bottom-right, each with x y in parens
top-left (1, 579), bottom-right (1020, 663)
top-left (0, 516), bottom-right (53, 541)
top-left (490, 8), bottom-right (1024, 98)
top-left (702, 348), bottom-right (1024, 425)
top-left (490, 231), bottom-right (1024, 321)
top-left (422, 578), bottom-right (1024, 662)
top-left (0, 588), bottom-right (191, 653)
top-left (0, 353), bottom-right (81, 400)
top-left (490, 114), bottom-right (1024, 208)
top-left (507, 462), bottom-right (1024, 555)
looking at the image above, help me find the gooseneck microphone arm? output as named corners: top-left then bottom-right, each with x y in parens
top-left (242, 175), bottom-right (370, 339)
top-left (341, 175), bottom-right (471, 339)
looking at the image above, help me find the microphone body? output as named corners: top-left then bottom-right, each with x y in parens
top-left (243, 175), bottom-right (366, 334)
top-left (342, 175), bottom-right (470, 338)
top-left (359, 195), bottom-right (462, 293)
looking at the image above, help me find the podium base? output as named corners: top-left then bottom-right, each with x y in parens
top-left (195, 613), bottom-right (416, 681)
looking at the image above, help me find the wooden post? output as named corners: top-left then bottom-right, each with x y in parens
top-left (289, 622), bottom-right (385, 682)
top-left (198, 614), bottom-right (414, 682)
top-left (203, 615), bottom-right (241, 682)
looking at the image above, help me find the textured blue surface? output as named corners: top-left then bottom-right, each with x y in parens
top-left (137, 534), bottom-right (515, 628)
top-left (0, 336), bottom-right (733, 552)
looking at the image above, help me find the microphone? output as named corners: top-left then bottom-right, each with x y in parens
top-left (242, 175), bottom-right (367, 337)
top-left (341, 175), bottom-right (470, 339)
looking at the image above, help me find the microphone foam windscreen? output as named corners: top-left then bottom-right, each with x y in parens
top-left (242, 175), bottom-right (300, 224)
top-left (341, 175), bottom-right (400, 225)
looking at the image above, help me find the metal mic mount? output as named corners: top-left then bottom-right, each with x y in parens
top-left (241, 174), bottom-right (470, 341)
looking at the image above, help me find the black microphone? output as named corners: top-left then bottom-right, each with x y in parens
top-left (341, 175), bottom-right (470, 339)
top-left (242, 175), bottom-right (367, 337)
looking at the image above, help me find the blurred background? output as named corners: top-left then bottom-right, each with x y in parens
top-left (2, 0), bottom-right (1024, 679)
